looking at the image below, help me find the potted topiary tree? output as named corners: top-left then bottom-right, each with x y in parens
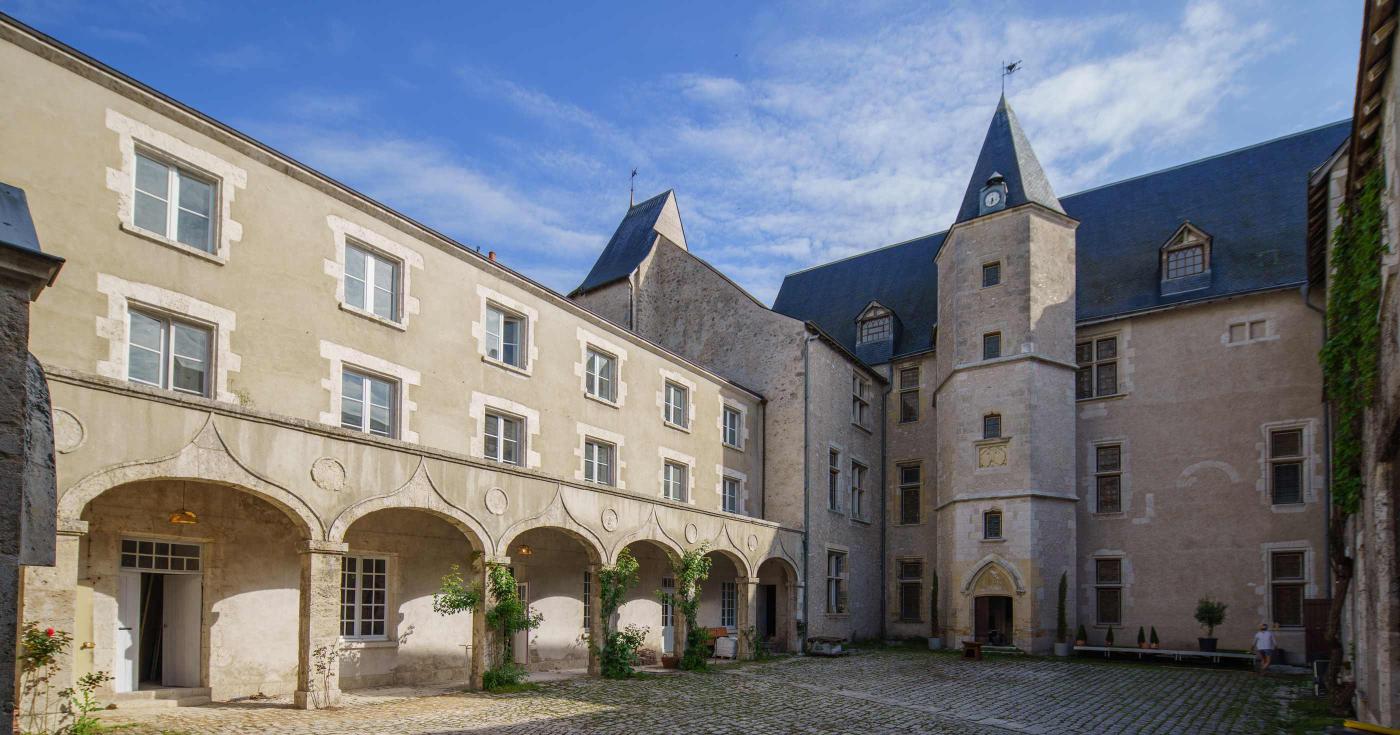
top-left (1105, 625), bottom-right (1115, 648)
top-left (1074, 624), bottom-right (1087, 647)
top-left (1137, 626), bottom-right (1147, 649)
top-left (1149, 626), bottom-right (1160, 649)
top-left (1053, 572), bottom-right (1070, 656)
top-left (1195, 598), bottom-right (1227, 652)
top-left (927, 572), bottom-right (943, 650)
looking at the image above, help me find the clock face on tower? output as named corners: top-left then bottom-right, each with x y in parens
top-left (983, 190), bottom-right (1003, 208)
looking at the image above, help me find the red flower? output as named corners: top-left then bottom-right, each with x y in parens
top-left (44, 628), bottom-right (54, 637)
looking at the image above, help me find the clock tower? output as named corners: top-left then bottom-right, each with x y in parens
top-left (933, 94), bottom-right (1079, 653)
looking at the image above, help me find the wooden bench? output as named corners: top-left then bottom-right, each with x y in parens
top-left (1074, 645), bottom-right (1255, 664)
top-left (961, 641), bottom-right (984, 661)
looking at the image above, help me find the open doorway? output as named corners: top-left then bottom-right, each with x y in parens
top-left (116, 539), bottom-right (202, 692)
top-left (974, 595), bottom-right (1013, 645)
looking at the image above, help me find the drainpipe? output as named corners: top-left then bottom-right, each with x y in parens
top-left (801, 332), bottom-right (817, 653)
top-left (1301, 282), bottom-right (1333, 590)
top-left (880, 365), bottom-right (891, 641)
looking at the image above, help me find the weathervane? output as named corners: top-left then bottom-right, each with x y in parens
top-left (1001, 60), bottom-right (1022, 94)
top-left (629, 167), bottom-right (638, 207)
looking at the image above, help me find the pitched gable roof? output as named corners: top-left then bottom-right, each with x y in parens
top-left (571, 190), bottom-right (686, 295)
top-left (773, 120), bottom-right (1351, 360)
top-left (954, 95), bottom-right (1064, 224)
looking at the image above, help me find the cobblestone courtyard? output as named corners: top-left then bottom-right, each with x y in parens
top-left (106, 649), bottom-right (1304, 735)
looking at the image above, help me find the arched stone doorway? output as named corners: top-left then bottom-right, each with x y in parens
top-left (499, 526), bottom-right (601, 672)
top-left (755, 557), bottom-right (800, 654)
top-left (337, 508), bottom-right (478, 690)
top-left (616, 539), bottom-right (680, 662)
top-left (974, 596), bottom-right (1013, 645)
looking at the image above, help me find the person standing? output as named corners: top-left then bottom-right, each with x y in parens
top-left (1252, 623), bottom-right (1278, 675)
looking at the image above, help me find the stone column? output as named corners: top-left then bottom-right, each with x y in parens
top-left (469, 555), bottom-right (509, 689)
top-left (793, 583), bottom-right (805, 653)
top-left (736, 576), bottom-right (759, 660)
top-left (586, 563), bottom-right (602, 675)
top-left (295, 539), bottom-right (346, 709)
top-left (17, 519), bottom-right (84, 699)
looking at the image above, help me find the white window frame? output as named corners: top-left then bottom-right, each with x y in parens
top-left (898, 365), bottom-right (920, 423)
top-left (826, 549), bottom-right (848, 614)
top-left (484, 410), bottom-right (526, 466)
top-left (475, 285), bottom-right (538, 376)
top-left (857, 314), bottom-right (892, 344)
top-left (469, 392), bottom-right (541, 468)
top-left (1268, 549), bottom-right (1307, 628)
top-left (720, 581), bottom-right (737, 629)
top-left (485, 303), bottom-right (528, 370)
top-left (320, 341), bottom-right (421, 443)
top-left (341, 555), bottom-right (390, 641)
top-left (722, 405), bottom-right (743, 449)
top-left (126, 307), bottom-right (214, 397)
top-left (343, 241), bottom-right (402, 323)
top-left (664, 382), bottom-right (690, 429)
top-left (828, 449), bottom-right (842, 512)
top-left (849, 461), bottom-right (868, 521)
top-left (340, 367), bottom-right (399, 439)
top-left (132, 149), bottom-right (218, 253)
top-left (585, 347), bottom-right (618, 403)
top-left (663, 460), bottom-right (689, 502)
top-left (1095, 557), bottom-right (1123, 626)
top-left (722, 475), bottom-right (741, 514)
top-left (325, 215), bottom-right (423, 330)
top-left (584, 437), bottom-right (616, 486)
top-left (120, 538), bottom-right (201, 573)
top-left (852, 373), bottom-right (871, 429)
top-left (1269, 427), bottom-right (1307, 505)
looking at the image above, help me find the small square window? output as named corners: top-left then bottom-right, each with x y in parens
top-left (982, 414), bottom-right (1002, 440)
top-left (982, 262), bottom-right (1001, 287)
top-left (982, 332), bottom-right (1001, 360)
top-left (1248, 320), bottom-right (1266, 340)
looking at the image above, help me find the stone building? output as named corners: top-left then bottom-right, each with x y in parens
top-left (0, 6), bottom-right (1372, 714)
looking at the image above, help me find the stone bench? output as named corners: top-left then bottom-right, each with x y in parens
top-left (1074, 645), bottom-right (1256, 664)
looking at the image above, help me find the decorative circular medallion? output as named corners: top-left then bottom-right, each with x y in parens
top-left (310, 457), bottom-right (346, 492)
top-left (601, 508), bottom-right (619, 532)
top-left (746, 534), bottom-right (759, 552)
top-left (684, 523), bottom-right (699, 544)
top-left (52, 408), bottom-right (84, 454)
top-left (485, 488), bottom-right (509, 515)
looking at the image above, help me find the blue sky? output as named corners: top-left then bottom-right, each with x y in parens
top-left (2, 0), bottom-right (1359, 303)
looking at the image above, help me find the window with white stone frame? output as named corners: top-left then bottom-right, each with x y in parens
top-left (340, 367), bottom-right (397, 438)
top-left (1076, 336), bottom-right (1119, 399)
top-left (828, 449), bottom-right (841, 512)
top-left (343, 242), bottom-right (401, 322)
top-left (320, 341), bottom-right (420, 443)
top-left (897, 559), bottom-right (923, 622)
top-left (857, 314), bottom-right (892, 344)
top-left (663, 461), bottom-right (689, 502)
top-left (852, 373), bottom-right (871, 428)
top-left (1095, 558), bottom-right (1122, 625)
top-left (133, 150), bottom-right (217, 253)
top-left (983, 509), bottom-right (1003, 540)
top-left (484, 411), bottom-right (525, 465)
top-left (485, 303), bottom-right (527, 369)
top-left (341, 555), bottom-right (388, 640)
top-left (826, 550), bottom-right (848, 614)
top-left (127, 308), bottom-right (213, 397)
top-left (664, 382), bottom-right (690, 429)
top-left (1095, 444), bottom-right (1123, 513)
top-left (721, 581), bottom-right (737, 629)
top-left (1270, 551), bottom-right (1305, 627)
top-left (584, 438), bottom-right (615, 486)
top-left (722, 476), bottom-right (740, 513)
top-left (898, 464), bottom-right (921, 525)
top-left (1227, 319), bottom-right (1270, 345)
top-left (585, 347), bottom-right (617, 402)
top-left (1270, 428), bottom-right (1305, 505)
top-left (898, 365), bottom-right (920, 423)
top-left (723, 406), bottom-right (743, 449)
top-left (850, 461), bottom-right (868, 521)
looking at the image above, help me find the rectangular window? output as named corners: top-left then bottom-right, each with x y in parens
top-left (826, 550), bottom-right (847, 614)
top-left (982, 261), bottom-right (1001, 287)
top-left (127, 308), bottom-right (212, 397)
top-left (1095, 558), bottom-right (1122, 626)
top-left (484, 412), bottom-right (524, 465)
top-left (721, 581), bottom-right (737, 628)
top-left (664, 382), bottom-right (689, 428)
top-left (982, 332), bottom-right (1001, 360)
top-left (983, 510), bottom-right (1003, 540)
top-left (585, 348), bottom-right (616, 402)
top-left (120, 538), bottom-right (200, 572)
top-left (1095, 444), bottom-right (1122, 513)
top-left (982, 413), bottom-right (1002, 440)
top-left (857, 315), bottom-right (892, 344)
top-left (1228, 320), bottom-right (1269, 344)
top-left (1076, 337), bottom-right (1119, 399)
top-left (898, 366), bottom-right (920, 423)
top-left (1270, 429), bottom-right (1304, 505)
top-left (828, 450), bottom-right (841, 511)
top-left (852, 373), bottom-right (871, 428)
top-left (1270, 551), bottom-right (1305, 627)
top-left (723, 406), bottom-right (743, 448)
top-left (133, 151), bottom-right (216, 252)
top-left (341, 368), bottom-right (396, 438)
top-left (1166, 245), bottom-right (1206, 278)
top-left (485, 305), bottom-right (526, 368)
top-left (584, 438), bottom-right (615, 486)
top-left (722, 476), bottom-right (740, 513)
top-left (897, 559), bottom-right (923, 622)
top-left (663, 461), bottom-right (688, 502)
top-left (340, 555), bottom-right (388, 639)
top-left (850, 462), bottom-right (867, 521)
top-left (582, 571), bottom-right (592, 630)
top-left (344, 242), bottom-right (400, 321)
top-left (898, 464), bottom-right (921, 525)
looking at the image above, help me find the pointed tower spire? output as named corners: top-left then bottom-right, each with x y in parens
top-left (953, 95), bottom-right (1064, 224)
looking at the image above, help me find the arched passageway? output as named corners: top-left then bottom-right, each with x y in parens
top-left (501, 526), bottom-right (600, 671)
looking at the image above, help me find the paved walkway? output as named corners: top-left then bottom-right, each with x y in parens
top-left (103, 649), bottom-right (1302, 734)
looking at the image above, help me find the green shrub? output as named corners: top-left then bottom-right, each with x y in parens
top-left (1075, 624), bottom-right (1087, 643)
top-left (482, 663), bottom-right (528, 690)
top-left (600, 625), bottom-right (648, 679)
top-left (1105, 626), bottom-right (1115, 646)
top-left (1195, 598), bottom-right (1227, 637)
top-left (1150, 627), bottom-right (1160, 646)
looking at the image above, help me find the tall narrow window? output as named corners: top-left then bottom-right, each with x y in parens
top-left (127, 308), bottom-right (212, 397)
top-left (828, 450), bottom-right (841, 511)
top-left (133, 151), bottom-right (216, 252)
top-left (664, 382), bottom-right (689, 428)
top-left (341, 368), bottom-right (396, 438)
top-left (344, 242), bottom-right (400, 321)
top-left (982, 413), bottom-right (1002, 440)
top-left (720, 581), bottom-right (737, 628)
top-left (826, 550), bottom-right (847, 613)
top-left (485, 304), bottom-right (526, 368)
top-left (663, 461), bottom-right (688, 502)
top-left (1076, 337), bottom-right (1119, 399)
top-left (982, 332), bottom-right (1002, 360)
top-left (1270, 429), bottom-right (1305, 505)
top-left (898, 366), bottom-right (920, 423)
top-left (850, 462), bottom-right (867, 521)
top-left (584, 438), bottom-right (614, 485)
top-left (484, 411), bottom-right (523, 465)
top-left (898, 464), bottom-right (921, 525)
top-left (983, 509), bottom-right (1003, 540)
top-left (982, 261), bottom-right (1001, 287)
top-left (897, 559), bottom-right (923, 622)
top-left (723, 406), bottom-right (743, 448)
top-left (1095, 444), bottom-right (1122, 513)
top-left (585, 348), bottom-right (616, 402)
top-left (1095, 558), bottom-right (1122, 625)
top-left (582, 571), bottom-right (592, 630)
top-left (1270, 551), bottom-right (1305, 627)
top-left (852, 373), bottom-right (871, 428)
top-left (340, 556), bottom-right (388, 639)
top-left (722, 476), bottom-right (740, 513)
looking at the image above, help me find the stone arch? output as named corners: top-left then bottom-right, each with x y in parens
top-left (496, 486), bottom-right (606, 564)
top-left (58, 415), bottom-right (321, 538)
top-left (609, 508), bottom-right (684, 564)
top-left (755, 554), bottom-right (799, 582)
top-left (498, 523), bottom-right (604, 565)
top-left (960, 554), bottom-right (1027, 596)
top-left (704, 546), bottom-right (753, 579)
top-left (328, 459), bottom-right (489, 549)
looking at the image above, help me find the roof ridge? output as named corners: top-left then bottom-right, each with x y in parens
top-left (781, 230), bottom-right (947, 280)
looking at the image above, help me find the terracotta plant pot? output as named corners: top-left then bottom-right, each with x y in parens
top-left (1074, 639), bottom-right (1086, 646)
top-left (661, 655), bottom-right (679, 669)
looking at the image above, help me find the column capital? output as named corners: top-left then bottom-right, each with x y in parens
top-left (300, 539), bottom-right (348, 555)
top-left (737, 576), bottom-right (761, 585)
top-left (484, 554), bottom-right (512, 566)
top-left (57, 517), bottom-right (89, 537)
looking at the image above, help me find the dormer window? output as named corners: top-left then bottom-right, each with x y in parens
top-left (1160, 223), bottom-right (1211, 292)
top-left (856, 303), bottom-right (894, 345)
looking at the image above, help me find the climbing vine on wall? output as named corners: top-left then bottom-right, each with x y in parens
top-left (596, 548), bottom-right (647, 678)
top-left (433, 559), bottom-right (542, 689)
top-left (660, 543), bottom-right (713, 671)
top-left (1322, 165), bottom-right (1386, 515)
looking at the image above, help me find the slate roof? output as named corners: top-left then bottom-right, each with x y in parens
top-left (955, 95), bottom-right (1064, 224)
top-left (772, 119), bottom-right (1351, 361)
top-left (571, 190), bottom-right (674, 295)
top-left (0, 182), bottom-right (43, 254)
